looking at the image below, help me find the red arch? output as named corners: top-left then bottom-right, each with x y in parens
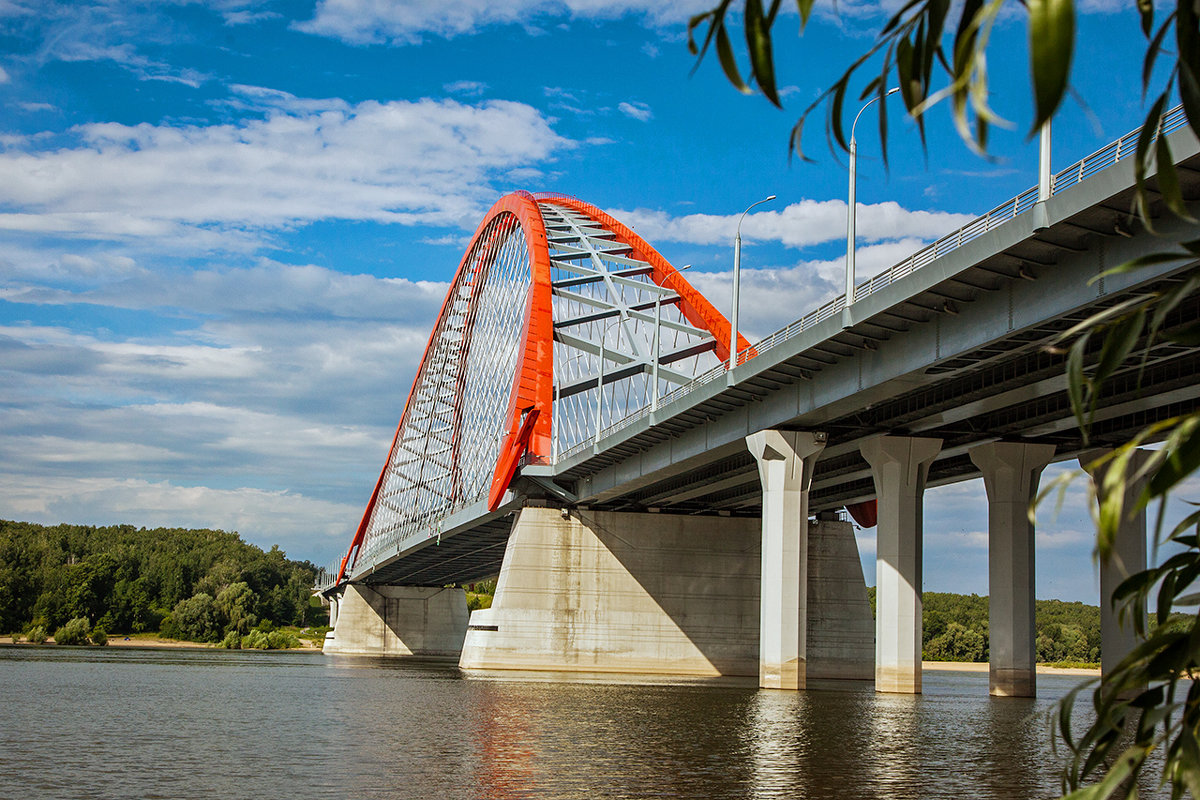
top-left (338, 192), bottom-right (749, 582)
top-left (338, 192), bottom-right (553, 582)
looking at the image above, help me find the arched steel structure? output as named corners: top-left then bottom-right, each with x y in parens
top-left (336, 192), bottom-right (751, 582)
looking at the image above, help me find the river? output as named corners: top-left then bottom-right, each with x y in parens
top-left (0, 646), bottom-right (1150, 799)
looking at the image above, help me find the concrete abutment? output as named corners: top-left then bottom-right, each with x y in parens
top-left (322, 583), bottom-right (469, 658)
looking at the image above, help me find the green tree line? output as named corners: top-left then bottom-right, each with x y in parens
top-left (0, 519), bottom-right (326, 643)
top-left (867, 588), bottom-right (1102, 665)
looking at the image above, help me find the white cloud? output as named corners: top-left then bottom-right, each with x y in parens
top-left (296, 0), bottom-right (711, 44)
top-left (618, 100), bottom-right (653, 122)
top-left (0, 65), bottom-right (9, 83)
top-left (612, 200), bottom-right (975, 249)
top-left (681, 237), bottom-right (931, 339)
top-left (444, 79), bottom-right (488, 96)
top-left (0, 90), bottom-right (574, 248)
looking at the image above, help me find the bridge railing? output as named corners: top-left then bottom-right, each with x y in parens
top-left (555, 105), bottom-right (1189, 464)
top-left (313, 560), bottom-right (341, 593)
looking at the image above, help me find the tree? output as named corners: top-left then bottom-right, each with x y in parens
top-left (689, 3), bottom-right (1200, 797)
top-left (53, 616), bottom-right (90, 646)
top-left (215, 581), bottom-right (259, 635)
top-left (166, 593), bottom-right (221, 642)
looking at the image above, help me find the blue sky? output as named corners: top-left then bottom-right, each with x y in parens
top-left (0, 0), bottom-right (1185, 602)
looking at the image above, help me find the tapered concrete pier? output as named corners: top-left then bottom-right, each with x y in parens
top-left (861, 435), bottom-right (942, 694)
top-left (970, 441), bottom-right (1056, 697)
top-left (747, 430), bottom-right (826, 689)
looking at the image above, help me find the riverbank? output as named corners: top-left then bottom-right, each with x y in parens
top-left (1, 634), bottom-right (322, 651)
top-left (924, 660), bottom-right (1100, 676)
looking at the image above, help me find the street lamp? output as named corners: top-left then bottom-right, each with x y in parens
top-left (730, 196), bottom-right (776, 371)
top-left (846, 87), bottom-right (899, 307)
top-left (651, 264), bottom-right (690, 412)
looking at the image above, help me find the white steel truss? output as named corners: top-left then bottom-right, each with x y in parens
top-left (351, 198), bottom-right (721, 572)
top-left (542, 202), bottom-right (720, 457)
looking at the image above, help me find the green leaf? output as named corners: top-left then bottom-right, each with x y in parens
top-left (1134, 93), bottom-right (1169, 228)
top-left (1028, 0), bottom-right (1075, 132)
top-left (1155, 135), bottom-right (1193, 220)
top-left (1067, 332), bottom-right (1092, 436)
top-left (1139, 0), bottom-right (1155, 37)
top-left (1167, 321), bottom-right (1200, 347)
top-left (715, 21), bottom-right (751, 94)
top-left (1178, 0), bottom-right (1200, 138)
top-left (1149, 418), bottom-right (1200, 497)
top-left (1143, 14), bottom-right (1175, 94)
top-left (745, 0), bottom-right (782, 107)
top-left (1094, 308), bottom-right (1146, 387)
top-left (795, 0), bottom-right (815, 27)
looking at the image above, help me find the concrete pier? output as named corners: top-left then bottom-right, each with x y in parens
top-left (861, 435), bottom-right (942, 694)
top-left (970, 441), bottom-right (1056, 697)
top-left (747, 430), bottom-right (825, 689)
top-left (807, 515), bottom-right (875, 681)
top-left (458, 505), bottom-right (874, 681)
top-left (322, 583), bottom-right (469, 658)
top-left (459, 507), bottom-right (761, 676)
top-left (1081, 448), bottom-right (1150, 680)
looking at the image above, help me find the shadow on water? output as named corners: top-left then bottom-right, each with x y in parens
top-left (0, 648), bottom-right (1165, 800)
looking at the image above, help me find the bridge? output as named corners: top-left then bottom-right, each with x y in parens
top-left (318, 107), bottom-right (1200, 696)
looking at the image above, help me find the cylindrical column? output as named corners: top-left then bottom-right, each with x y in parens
top-left (730, 234), bottom-right (742, 370)
top-left (747, 429), bottom-right (826, 690)
top-left (860, 435), bottom-right (943, 694)
top-left (846, 138), bottom-right (858, 306)
top-left (1038, 121), bottom-right (1052, 201)
top-left (969, 441), bottom-right (1057, 697)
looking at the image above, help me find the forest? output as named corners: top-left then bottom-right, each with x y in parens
top-left (866, 589), bottom-right (1102, 665)
top-left (0, 519), bottom-right (326, 646)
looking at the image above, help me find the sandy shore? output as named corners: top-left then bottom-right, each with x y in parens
top-left (924, 660), bottom-right (1099, 676)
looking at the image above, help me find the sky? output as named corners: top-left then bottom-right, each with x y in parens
top-left (0, 0), bottom-right (1188, 603)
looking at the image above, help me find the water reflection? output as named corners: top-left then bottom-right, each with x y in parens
top-left (1, 648), bottom-right (1167, 800)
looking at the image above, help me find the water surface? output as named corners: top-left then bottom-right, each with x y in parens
top-left (0, 647), bottom-right (1138, 799)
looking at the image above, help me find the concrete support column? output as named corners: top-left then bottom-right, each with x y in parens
top-left (1081, 449), bottom-right (1150, 679)
top-left (860, 435), bottom-right (942, 694)
top-left (970, 441), bottom-right (1057, 697)
top-left (747, 430), bottom-right (826, 690)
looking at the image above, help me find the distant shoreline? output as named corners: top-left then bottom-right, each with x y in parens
top-left (924, 660), bottom-right (1100, 676)
top-left (1, 635), bottom-right (322, 652)
top-left (2, 637), bottom-right (1097, 673)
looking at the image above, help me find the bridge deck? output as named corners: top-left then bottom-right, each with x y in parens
top-left (328, 123), bottom-right (1200, 590)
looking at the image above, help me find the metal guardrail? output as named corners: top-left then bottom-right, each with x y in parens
top-left (312, 494), bottom-right (486, 590)
top-left (557, 105), bottom-right (1190, 463)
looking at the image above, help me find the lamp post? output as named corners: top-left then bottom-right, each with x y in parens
top-left (730, 196), bottom-right (776, 371)
top-left (846, 87), bottom-right (899, 307)
top-left (651, 263), bottom-right (690, 412)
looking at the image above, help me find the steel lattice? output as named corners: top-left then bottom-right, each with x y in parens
top-left (542, 202), bottom-right (720, 457)
top-left (358, 213), bottom-right (530, 565)
top-left (338, 192), bottom-right (738, 581)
